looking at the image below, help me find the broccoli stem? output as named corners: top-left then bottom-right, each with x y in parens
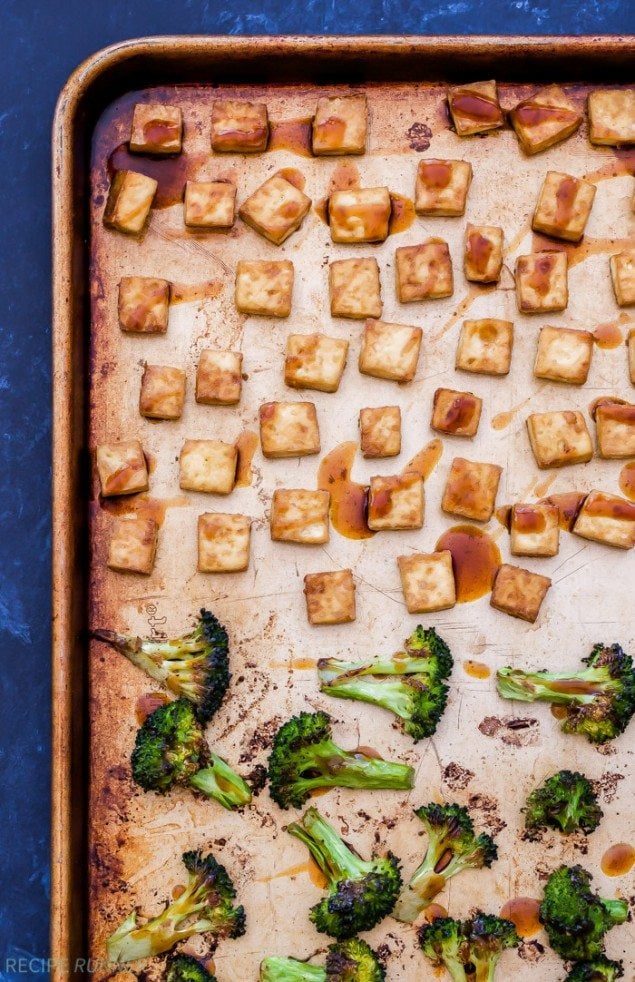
top-left (93, 631), bottom-right (209, 684)
top-left (107, 879), bottom-right (213, 962)
top-left (189, 755), bottom-right (252, 809)
top-left (601, 898), bottom-right (629, 925)
top-left (287, 807), bottom-right (371, 884)
top-left (260, 957), bottom-right (325, 982)
top-left (496, 667), bottom-right (618, 705)
top-left (292, 742), bottom-right (413, 798)
top-left (318, 654), bottom-right (438, 681)
top-left (320, 677), bottom-right (418, 721)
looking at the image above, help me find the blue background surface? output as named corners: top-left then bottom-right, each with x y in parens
top-left (0, 2), bottom-right (633, 978)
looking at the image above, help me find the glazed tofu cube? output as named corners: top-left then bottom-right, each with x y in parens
top-left (431, 388), bottom-right (482, 438)
top-left (532, 172), bottom-right (596, 243)
top-left (629, 329), bottom-right (635, 384)
top-left (284, 333), bottom-right (349, 393)
top-left (259, 401), bottom-right (320, 458)
top-left (196, 349), bottom-right (243, 405)
top-left (595, 402), bottom-right (635, 459)
top-left (96, 440), bottom-right (149, 497)
top-left (359, 319), bottom-right (422, 382)
top-left (464, 225), bottom-right (504, 283)
top-left (107, 517), bottom-right (158, 575)
top-left (414, 159), bottom-right (472, 217)
top-left (490, 564), bottom-right (551, 623)
top-left (312, 94), bottom-right (367, 155)
top-left (235, 260), bottom-right (294, 317)
top-left (588, 89), bottom-right (635, 146)
top-left (442, 457), bottom-right (502, 522)
top-left (515, 251), bottom-right (568, 314)
top-left (510, 502), bottom-right (560, 558)
top-left (303, 569), bottom-right (356, 625)
top-left (396, 241), bottom-right (453, 302)
top-left (129, 103), bottom-right (182, 154)
top-left (329, 258), bottom-right (382, 319)
top-left (210, 99), bottom-right (269, 153)
top-left (509, 85), bottom-right (582, 155)
top-left (533, 326), bottom-right (594, 385)
top-left (572, 491), bottom-right (635, 550)
top-left (367, 472), bottom-right (424, 531)
top-left (359, 406), bottom-right (401, 458)
top-left (397, 551), bottom-right (456, 614)
top-left (118, 276), bottom-right (170, 334)
top-left (447, 80), bottom-right (505, 136)
top-left (610, 250), bottom-right (635, 306)
top-left (239, 173), bottom-right (311, 245)
top-left (179, 440), bottom-right (238, 494)
top-left (455, 319), bottom-right (513, 376)
top-left (184, 181), bottom-right (236, 229)
top-left (526, 410), bottom-right (593, 469)
top-left (270, 489), bottom-right (330, 545)
top-left (103, 170), bottom-right (157, 235)
top-left (198, 513), bottom-right (251, 572)
top-left (329, 187), bottom-right (391, 243)
top-left (139, 364), bottom-right (186, 420)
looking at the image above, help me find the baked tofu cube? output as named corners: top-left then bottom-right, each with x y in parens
top-left (526, 410), bottom-right (593, 469)
top-left (359, 319), bottom-right (422, 383)
top-left (107, 517), bottom-right (158, 575)
top-left (179, 440), bottom-right (238, 494)
top-left (367, 472), bottom-right (424, 531)
top-left (572, 491), bottom-right (635, 550)
top-left (509, 85), bottom-right (582, 155)
top-left (312, 95), bottom-right (367, 156)
top-left (329, 187), bottom-right (391, 244)
top-left (303, 570), bottom-right (356, 625)
top-left (210, 99), bottom-right (269, 153)
top-left (431, 388), bottom-right (482, 438)
top-left (284, 333), bottom-right (349, 393)
top-left (629, 329), bottom-right (635, 384)
top-left (456, 319), bottom-right (513, 376)
top-left (532, 172), bottom-right (596, 243)
top-left (259, 401), bottom-right (320, 458)
top-left (198, 513), bottom-right (251, 572)
top-left (118, 276), bottom-right (170, 334)
top-left (397, 551), bottom-right (456, 614)
top-left (139, 364), bottom-right (186, 420)
top-left (515, 252), bottom-right (568, 314)
top-left (414, 159), bottom-right (472, 217)
top-left (129, 103), bottom-right (182, 155)
top-left (510, 502), bottom-right (560, 558)
top-left (447, 80), bottom-right (505, 136)
top-left (96, 440), bottom-right (149, 497)
top-left (533, 325), bottom-right (594, 385)
top-left (595, 402), bottom-right (635, 459)
top-left (490, 564), bottom-right (551, 623)
top-left (270, 489), bottom-right (330, 545)
top-left (588, 89), bottom-right (635, 146)
top-left (464, 225), bottom-right (504, 283)
top-left (359, 406), bottom-right (401, 458)
top-left (196, 349), bottom-right (243, 406)
top-left (442, 457), bottom-right (502, 522)
top-left (235, 260), bottom-right (294, 317)
top-left (239, 173), bottom-right (311, 245)
top-left (184, 181), bottom-right (236, 229)
top-left (396, 241), bottom-right (453, 302)
top-left (329, 258), bottom-right (382, 319)
top-left (610, 250), bottom-right (635, 307)
top-left (103, 170), bottom-right (157, 235)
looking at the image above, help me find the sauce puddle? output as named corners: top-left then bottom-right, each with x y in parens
top-left (619, 461), bottom-right (635, 501)
top-left (136, 691), bottom-right (170, 725)
top-left (234, 430), bottom-right (258, 488)
top-left (601, 843), bottom-right (635, 877)
top-left (435, 525), bottom-right (501, 602)
top-left (500, 897), bottom-right (542, 938)
top-left (463, 660), bottom-right (491, 679)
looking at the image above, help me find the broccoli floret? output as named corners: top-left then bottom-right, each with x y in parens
top-left (131, 698), bottom-right (251, 809)
top-left (166, 953), bottom-right (218, 981)
top-left (267, 711), bottom-right (414, 810)
top-left (565, 956), bottom-right (624, 981)
top-left (107, 849), bottom-right (245, 963)
top-left (467, 914), bottom-right (520, 981)
top-left (286, 806), bottom-right (402, 939)
top-left (93, 608), bottom-right (229, 723)
top-left (259, 938), bottom-right (385, 982)
top-left (496, 643), bottom-right (635, 744)
top-left (393, 803), bottom-right (497, 923)
top-left (524, 770), bottom-right (603, 835)
top-left (418, 914), bottom-right (519, 982)
top-left (418, 917), bottom-right (466, 981)
top-left (539, 865), bottom-right (628, 961)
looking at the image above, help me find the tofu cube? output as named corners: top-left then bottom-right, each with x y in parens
top-left (210, 100), bottom-right (269, 153)
top-left (367, 472), bottom-right (424, 531)
top-left (464, 224), bottom-right (504, 283)
top-left (129, 103), bottom-right (182, 154)
top-left (629, 329), bottom-right (635, 385)
top-left (359, 406), bottom-right (401, 458)
top-left (455, 319), bottom-right (513, 376)
top-left (509, 85), bottom-right (582, 155)
top-left (103, 170), bottom-right (157, 235)
top-left (107, 517), bottom-right (158, 575)
top-left (312, 94), bottom-right (368, 155)
top-left (303, 570), bottom-right (356, 625)
top-left (510, 502), bottom-right (560, 558)
top-left (179, 440), bottom-right (238, 494)
top-left (431, 387), bottom-right (482, 438)
top-left (198, 513), bottom-right (251, 572)
top-left (414, 159), bottom-right (472, 216)
top-left (239, 173), bottom-right (311, 245)
top-left (195, 349), bottom-right (243, 405)
top-left (526, 410), bottom-right (593, 469)
top-left (396, 241), bottom-right (453, 302)
top-left (532, 172), bottom-right (596, 243)
top-left (235, 260), bottom-right (294, 317)
top-left (397, 551), bottom-right (456, 614)
top-left (572, 490), bottom-right (635, 550)
top-left (490, 564), bottom-right (552, 623)
top-left (442, 457), bottom-right (502, 522)
top-left (610, 250), bottom-right (635, 307)
top-left (259, 401), bottom-right (321, 458)
top-left (184, 181), bottom-right (236, 229)
top-left (515, 251), bottom-right (568, 314)
top-left (359, 319), bottom-right (422, 383)
top-left (284, 333), bottom-right (349, 393)
top-left (588, 89), bottom-right (635, 146)
top-left (96, 440), bottom-right (149, 497)
top-left (270, 489), bottom-right (330, 545)
top-left (595, 402), bottom-right (635, 459)
top-left (118, 276), bottom-right (170, 334)
top-left (447, 80), bottom-right (505, 136)
top-left (533, 325), bottom-right (594, 385)
top-left (329, 187), bottom-right (391, 243)
top-left (139, 364), bottom-right (186, 420)
top-left (329, 258), bottom-right (382, 319)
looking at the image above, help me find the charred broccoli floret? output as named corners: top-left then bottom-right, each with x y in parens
top-left (107, 849), bottom-right (245, 963)
top-left (418, 917), bottom-right (465, 981)
top-left (93, 609), bottom-right (229, 723)
top-left (166, 953), bottom-right (218, 981)
top-left (267, 711), bottom-right (414, 810)
top-left (496, 643), bottom-right (635, 744)
top-left (286, 806), bottom-right (402, 939)
top-left (259, 937), bottom-right (385, 981)
top-left (564, 956), bottom-right (624, 981)
top-left (539, 865), bottom-right (628, 962)
top-left (132, 698), bottom-right (251, 809)
top-left (393, 802), bottom-right (497, 923)
top-left (524, 770), bottom-right (603, 835)
top-left (418, 913), bottom-right (519, 982)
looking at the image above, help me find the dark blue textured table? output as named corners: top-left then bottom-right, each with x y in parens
top-left (0, 2), bottom-right (633, 978)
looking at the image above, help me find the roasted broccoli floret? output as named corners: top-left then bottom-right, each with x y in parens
top-left (286, 806), bottom-right (402, 939)
top-left (539, 865), bottom-right (628, 962)
top-left (467, 914), bottom-right (521, 981)
top-left (132, 698), bottom-right (251, 809)
top-left (259, 937), bottom-right (385, 981)
top-left (166, 953), bottom-right (218, 981)
top-left (418, 913), bottom-right (519, 982)
top-left (564, 956), bottom-right (624, 981)
top-left (267, 711), bottom-right (414, 810)
top-left (418, 917), bottom-right (466, 982)
top-left (93, 608), bottom-right (229, 722)
top-left (107, 849), bottom-right (245, 963)
top-left (393, 802), bottom-right (497, 923)
top-left (524, 770), bottom-right (603, 835)
top-left (496, 643), bottom-right (635, 744)
top-left (318, 626), bottom-right (452, 742)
